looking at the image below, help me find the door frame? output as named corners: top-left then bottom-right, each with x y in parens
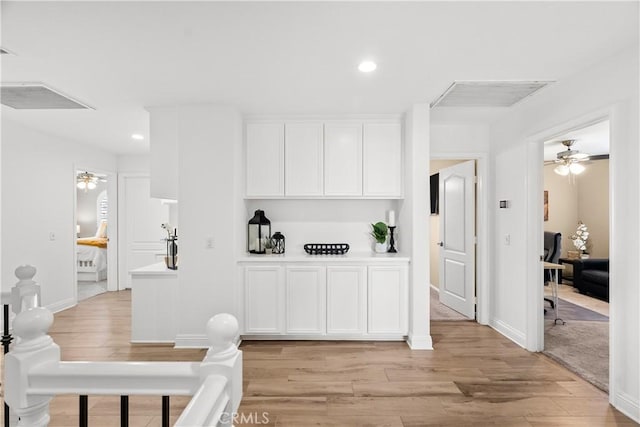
top-left (523, 108), bottom-right (614, 391)
top-left (430, 152), bottom-right (489, 325)
top-left (72, 164), bottom-right (119, 300)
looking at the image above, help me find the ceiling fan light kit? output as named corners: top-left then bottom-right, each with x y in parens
top-left (550, 139), bottom-right (590, 177)
top-left (76, 171), bottom-right (105, 192)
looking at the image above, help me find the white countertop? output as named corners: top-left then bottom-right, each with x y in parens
top-left (237, 251), bottom-right (410, 263)
top-left (130, 262), bottom-right (178, 276)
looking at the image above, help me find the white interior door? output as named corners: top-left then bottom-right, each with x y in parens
top-left (119, 174), bottom-right (169, 289)
top-left (438, 160), bottom-right (476, 319)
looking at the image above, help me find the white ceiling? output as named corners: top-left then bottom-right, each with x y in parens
top-left (543, 120), bottom-right (610, 162)
top-left (1, 2), bottom-right (638, 154)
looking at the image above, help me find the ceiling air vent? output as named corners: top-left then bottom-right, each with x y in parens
top-left (431, 81), bottom-right (553, 108)
top-left (1, 83), bottom-right (93, 109)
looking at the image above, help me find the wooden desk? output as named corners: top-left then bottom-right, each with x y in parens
top-left (544, 262), bottom-right (566, 325)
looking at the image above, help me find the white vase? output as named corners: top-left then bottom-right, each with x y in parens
top-left (374, 242), bottom-right (387, 253)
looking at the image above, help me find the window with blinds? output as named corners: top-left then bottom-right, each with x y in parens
top-left (97, 190), bottom-right (108, 225)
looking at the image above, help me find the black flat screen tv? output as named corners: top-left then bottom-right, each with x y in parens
top-left (430, 173), bottom-right (439, 215)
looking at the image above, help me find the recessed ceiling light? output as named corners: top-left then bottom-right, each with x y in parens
top-left (131, 134), bottom-right (144, 140)
top-left (358, 61), bottom-right (377, 73)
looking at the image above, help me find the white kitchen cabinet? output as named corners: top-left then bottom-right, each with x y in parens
top-left (285, 123), bottom-right (324, 196)
top-left (244, 265), bottom-right (285, 334)
top-left (363, 123), bottom-right (403, 197)
top-left (367, 265), bottom-right (408, 334)
top-left (285, 266), bottom-right (326, 334)
top-left (130, 263), bottom-right (177, 343)
top-left (246, 123), bottom-right (285, 197)
top-left (324, 123), bottom-right (363, 196)
top-left (326, 266), bottom-right (366, 334)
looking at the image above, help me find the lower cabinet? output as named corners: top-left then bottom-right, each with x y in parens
top-left (286, 266), bottom-right (326, 334)
top-left (368, 266), bottom-right (408, 334)
top-left (326, 266), bottom-right (366, 334)
top-left (244, 265), bottom-right (284, 334)
top-left (242, 262), bottom-right (407, 338)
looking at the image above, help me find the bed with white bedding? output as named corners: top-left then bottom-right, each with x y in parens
top-left (77, 243), bottom-right (107, 281)
top-left (77, 223), bottom-right (108, 282)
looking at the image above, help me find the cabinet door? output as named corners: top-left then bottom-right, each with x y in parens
top-left (326, 266), bottom-right (366, 334)
top-left (246, 123), bottom-right (285, 197)
top-left (286, 266), bottom-right (326, 334)
top-left (324, 123), bottom-right (363, 196)
top-left (363, 123), bottom-right (403, 197)
top-left (285, 123), bottom-right (324, 196)
top-left (368, 265), bottom-right (408, 334)
top-left (244, 266), bottom-right (284, 334)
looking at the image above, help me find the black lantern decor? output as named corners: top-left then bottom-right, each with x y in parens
top-left (248, 210), bottom-right (271, 254)
top-left (272, 232), bottom-right (285, 254)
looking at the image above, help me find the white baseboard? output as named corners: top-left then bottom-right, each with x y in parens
top-left (47, 297), bottom-right (76, 314)
top-left (174, 334), bottom-right (209, 348)
top-left (489, 318), bottom-right (526, 348)
top-left (406, 333), bottom-right (433, 350)
top-left (613, 391), bottom-right (640, 424)
top-left (430, 284), bottom-right (439, 292)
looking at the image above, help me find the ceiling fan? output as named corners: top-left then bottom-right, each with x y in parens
top-left (76, 171), bottom-right (106, 191)
top-left (545, 140), bottom-right (607, 176)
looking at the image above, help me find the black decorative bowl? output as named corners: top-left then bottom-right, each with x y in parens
top-left (304, 243), bottom-right (350, 255)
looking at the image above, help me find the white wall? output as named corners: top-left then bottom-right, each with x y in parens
top-left (173, 105), bottom-right (243, 346)
top-left (118, 154), bottom-right (150, 173)
top-left (244, 200), bottom-right (400, 254)
top-left (490, 46), bottom-right (639, 421)
top-left (401, 104), bottom-right (431, 350)
top-left (430, 124), bottom-right (491, 154)
top-left (1, 120), bottom-right (117, 311)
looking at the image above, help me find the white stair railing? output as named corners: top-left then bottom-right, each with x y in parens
top-left (3, 266), bottom-right (242, 427)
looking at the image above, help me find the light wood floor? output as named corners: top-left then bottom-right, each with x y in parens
top-left (2, 291), bottom-right (635, 426)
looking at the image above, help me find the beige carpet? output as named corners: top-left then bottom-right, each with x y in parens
top-left (544, 319), bottom-right (609, 392)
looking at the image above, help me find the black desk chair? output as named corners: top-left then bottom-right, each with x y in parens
top-left (543, 232), bottom-right (562, 310)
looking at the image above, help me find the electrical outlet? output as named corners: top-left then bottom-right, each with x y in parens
top-left (206, 237), bottom-right (214, 249)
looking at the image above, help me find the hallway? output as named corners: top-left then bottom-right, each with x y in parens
top-left (2, 290), bottom-right (634, 426)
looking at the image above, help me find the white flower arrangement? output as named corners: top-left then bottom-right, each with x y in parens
top-left (161, 223), bottom-right (176, 239)
top-left (571, 221), bottom-right (589, 252)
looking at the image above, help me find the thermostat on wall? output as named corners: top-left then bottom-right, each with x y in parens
top-left (499, 200), bottom-right (509, 208)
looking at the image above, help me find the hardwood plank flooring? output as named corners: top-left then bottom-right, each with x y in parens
top-left (1, 290), bottom-right (636, 426)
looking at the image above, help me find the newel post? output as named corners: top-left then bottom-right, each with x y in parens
top-left (5, 266), bottom-right (60, 427)
top-left (201, 313), bottom-right (243, 413)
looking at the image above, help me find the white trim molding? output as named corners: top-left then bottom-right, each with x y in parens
top-left (407, 333), bottom-right (434, 350)
top-left (613, 391), bottom-right (640, 424)
top-left (490, 319), bottom-right (526, 348)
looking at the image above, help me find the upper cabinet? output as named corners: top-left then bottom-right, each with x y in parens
top-left (245, 119), bottom-right (402, 199)
top-left (324, 123), bottom-right (363, 196)
top-left (363, 123), bottom-right (403, 197)
top-left (246, 123), bottom-right (285, 197)
top-left (285, 123), bottom-right (324, 196)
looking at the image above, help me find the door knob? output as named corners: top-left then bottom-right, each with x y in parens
top-left (437, 241), bottom-right (444, 247)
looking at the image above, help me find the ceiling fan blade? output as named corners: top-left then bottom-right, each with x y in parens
top-left (589, 154), bottom-right (610, 160)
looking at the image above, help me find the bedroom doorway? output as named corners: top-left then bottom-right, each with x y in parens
top-left (75, 169), bottom-right (114, 301)
top-left (541, 119), bottom-right (611, 392)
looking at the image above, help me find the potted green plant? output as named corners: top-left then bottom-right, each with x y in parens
top-left (263, 236), bottom-right (274, 255)
top-left (370, 222), bottom-right (389, 253)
